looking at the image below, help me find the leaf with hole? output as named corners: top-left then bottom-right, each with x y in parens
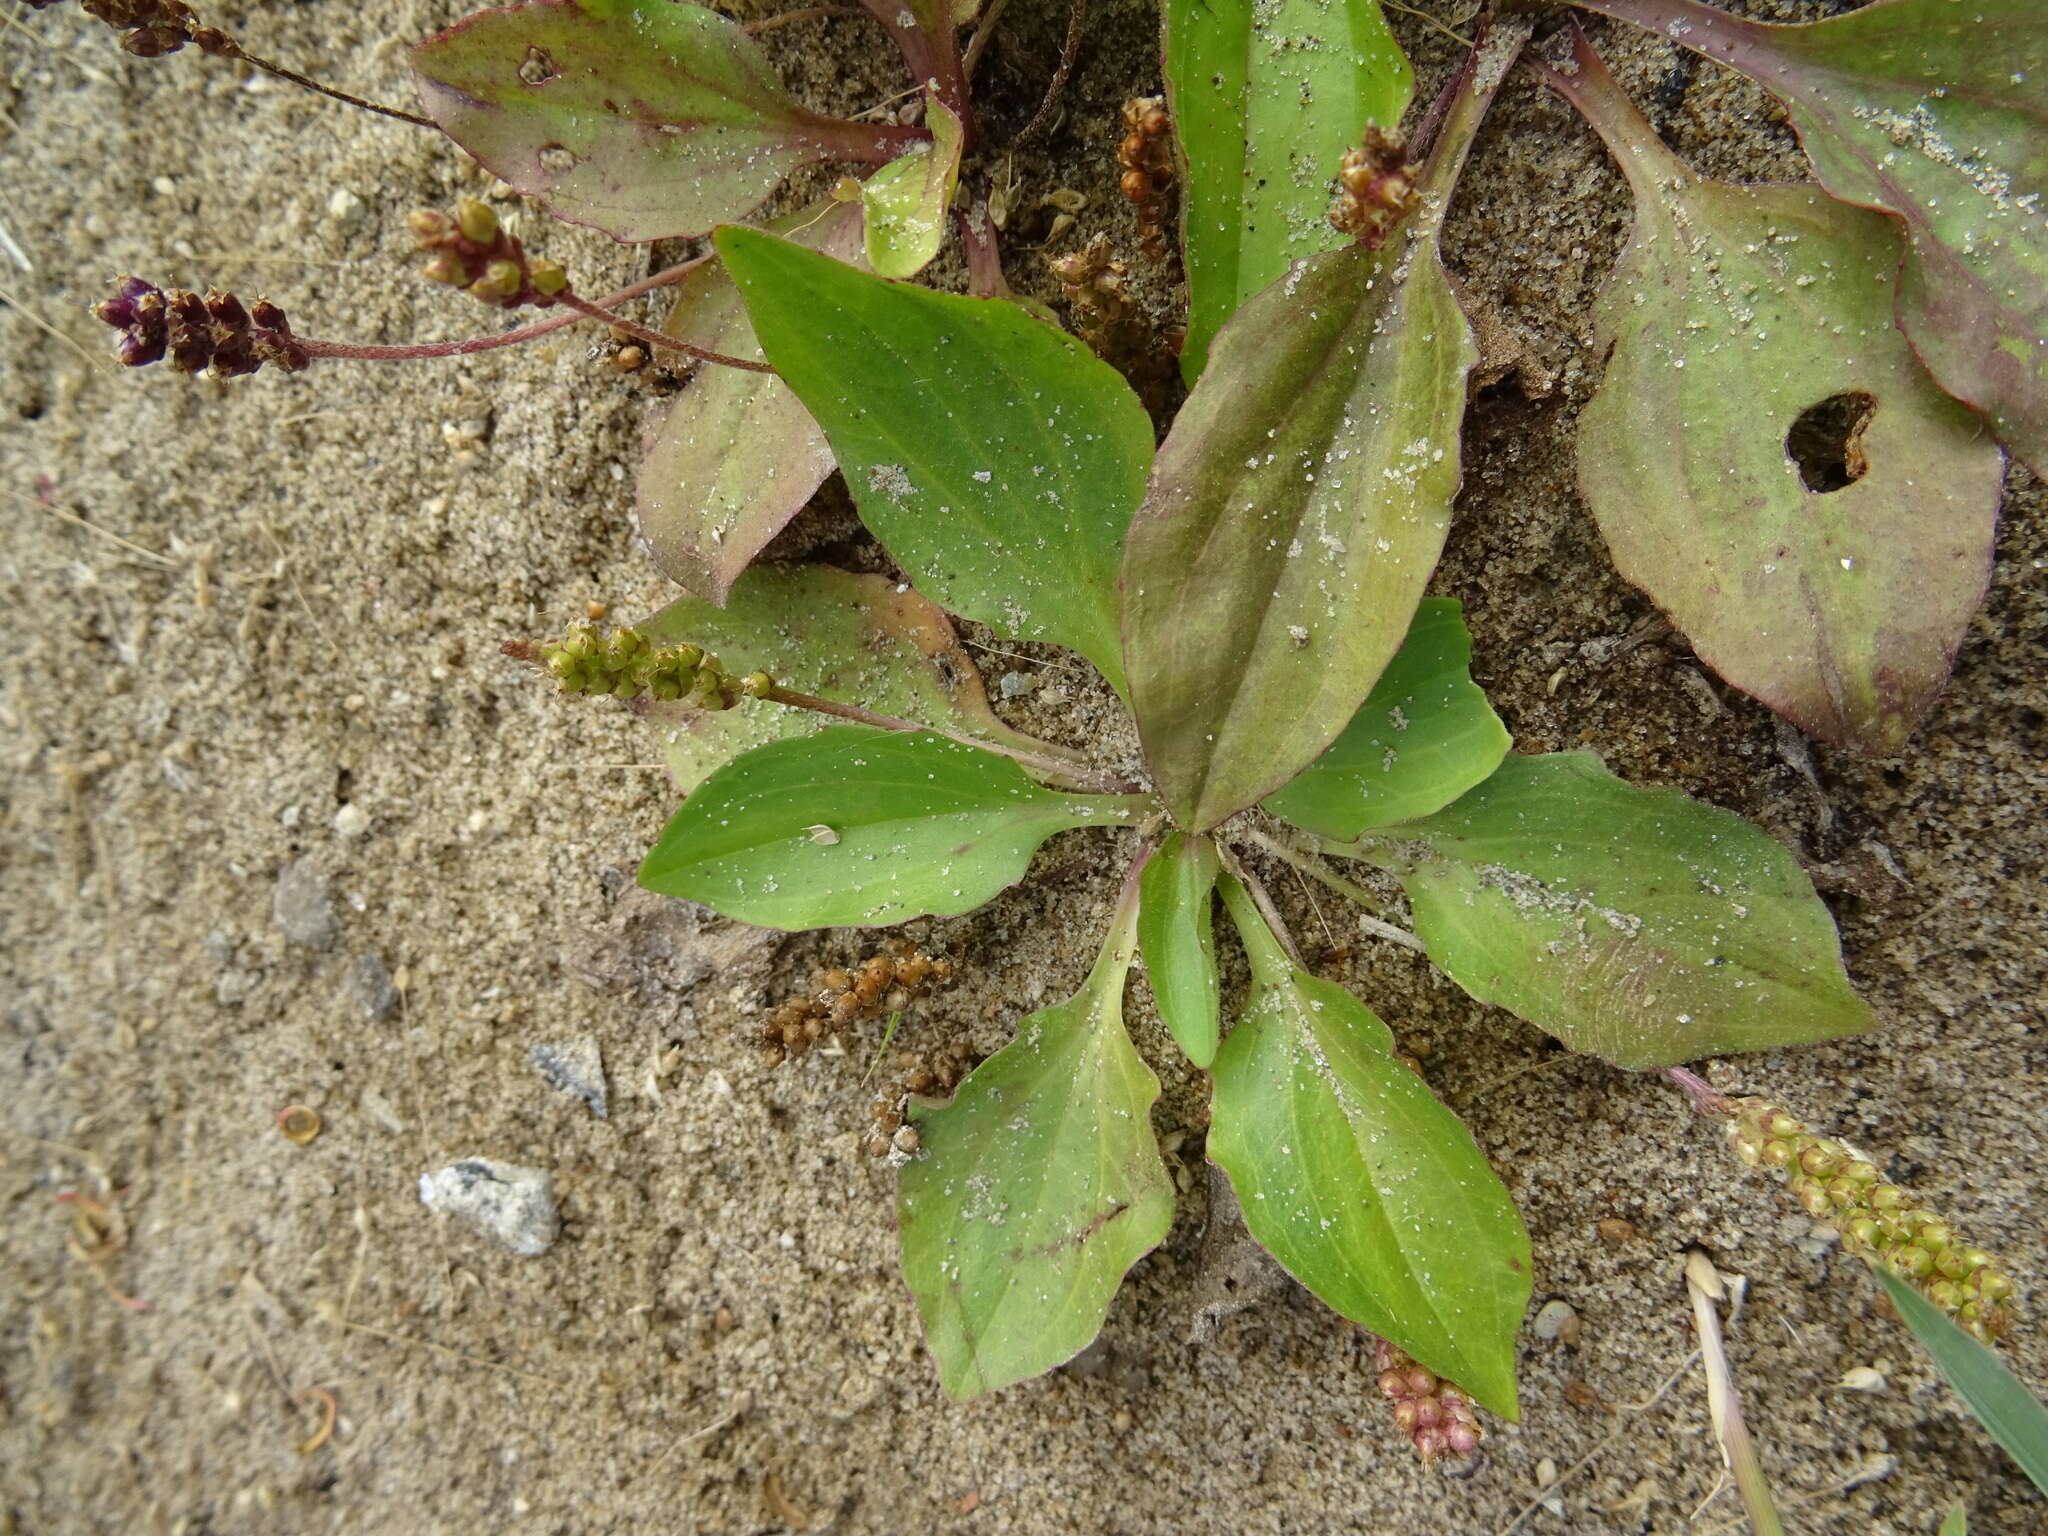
top-left (638, 201), bottom-right (865, 603)
top-left (1262, 598), bottom-right (1510, 840)
top-left (1574, 0), bottom-right (2048, 474)
top-left (638, 563), bottom-right (1057, 794)
top-left (862, 95), bottom-right (964, 279)
top-left (412, 0), bottom-right (915, 241)
top-left (1122, 40), bottom-right (1520, 832)
top-left (1548, 31), bottom-right (2003, 753)
top-left (899, 880), bottom-right (1174, 1400)
top-left (639, 726), bottom-right (1149, 929)
top-left (1341, 752), bottom-right (1874, 1069)
top-left (1136, 832), bottom-right (1221, 1066)
top-left (1207, 874), bottom-right (1530, 1416)
top-left (716, 225), bottom-right (1153, 693)
top-left (1162, 0), bottom-right (1413, 380)
top-left (1872, 1268), bottom-right (2048, 1495)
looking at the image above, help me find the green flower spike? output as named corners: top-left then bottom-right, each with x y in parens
top-left (532, 622), bottom-right (755, 710)
top-left (1727, 1098), bottom-right (2016, 1343)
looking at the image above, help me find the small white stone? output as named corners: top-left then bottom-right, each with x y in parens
top-left (1532, 1298), bottom-right (1579, 1341)
top-left (1838, 1366), bottom-right (1887, 1393)
top-left (419, 1159), bottom-right (559, 1256)
top-left (326, 187), bottom-right (367, 228)
top-left (333, 803), bottom-right (371, 840)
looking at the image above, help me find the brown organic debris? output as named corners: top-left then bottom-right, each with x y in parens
top-left (760, 946), bottom-right (953, 1068)
top-left (1047, 235), bottom-right (1177, 410)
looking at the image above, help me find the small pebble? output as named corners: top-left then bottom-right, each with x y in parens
top-left (272, 858), bottom-right (338, 949)
top-left (333, 802), bottom-right (371, 840)
top-left (347, 952), bottom-right (400, 1021)
top-left (998, 671), bottom-right (1034, 699)
top-left (529, 1036), bottom-right (608, 1119)
top-left (419, 1159), bottom-right (559, 1256)
top-left (325, 187), bottom-right (367, 228)
top-left (1596, 1217), bottom-right (1637, 1244)
top-left (1838, 1366), bottom-right (1887, 1393)
top-left (1532, 1298), bottom-right (1579, 1342)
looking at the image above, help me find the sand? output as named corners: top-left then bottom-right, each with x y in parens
top-left (2, 0), bottom-right (2044, 1530)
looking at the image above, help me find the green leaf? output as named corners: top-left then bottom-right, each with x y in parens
top-left (1162, 0), bottom-right (1413, 380)
top-left (1262, 598), bottom-right (1510, 840)
top-left (1344, 752), bottom-right (1874, 1069)
top-left (639, 201), bottom-right (865, 603)
top-left (862, 95), bottom-right (964, 278)
top-left (1548, 31), bottom-right (2004, 753)
top-left (715, 226), bottom-right (1154, 693)
top-left (1122, 37), bottom-right (1524, 831)
top-left (1136, 833), bottom-right (1222, 1066)
top-left (1208, 874), bottom-right (1530, 1416)
top-left (411, 0), bottom-right (914, 242)
top-left (1574, 0), bottom-right (2048, 475)
top-left (638, 562), bottom-right (1054, 793)
top-left (1938, 1508), bottom-right (1969, 1536)
top-left (638, 725), bottom-right (1149, 929)
top-left (1873, 1267), bottom-right (2048, 1496)
top-left (899, 878), bottom-right (1174, 1399)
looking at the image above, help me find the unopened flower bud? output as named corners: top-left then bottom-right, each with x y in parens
top-left (468, 259), bottom-right (523, 306)
top-left (407, 209), bottom-right (457, 244)
top-left (527, 257), bottom-right (569, 297)
top-left (455, 195), bottom-right (500, 245)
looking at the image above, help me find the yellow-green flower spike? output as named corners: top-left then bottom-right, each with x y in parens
top-left (533, 622), bottom-right (746, 710)
top-left (1725, 1098), bottom-right (2016, 1343)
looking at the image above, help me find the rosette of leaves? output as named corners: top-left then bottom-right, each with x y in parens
top-left (612, 34), bottom-right (1875, 1413)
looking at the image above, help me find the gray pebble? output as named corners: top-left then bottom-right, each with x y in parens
top-left (348, 951), bottom-right (400, 1021)
top-left (529, 1036), bottom-right (607, 1119)
top-left (1532, 1298), bottom-right (1579, 1342)
top-left (998, 670), bottom-right (1035, 698)
top-left (419, 1158), bottom-right (559, 1256)
top-left (272, 858), bottom-right (338, 949)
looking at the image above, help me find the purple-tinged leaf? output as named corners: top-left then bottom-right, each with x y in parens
top-left (637, 200), bottom-right (864, 604)
top-left (1574, 0), bottom-right (2048, 474)
top-left (1549, 31), bottom-right (2003, 751)
top-left (411, 0), bottom-right (921, 242)
top-left (1121, 30), bottom-right (1525, 832)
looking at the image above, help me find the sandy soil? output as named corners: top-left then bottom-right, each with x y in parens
top-left (3, 0), bottom-right (2044, 1531)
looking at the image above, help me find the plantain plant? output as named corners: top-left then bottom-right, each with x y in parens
top-left (525, 36), bottom-right (1883, 1425)
top-left (54, 0), bottom-right (2048, 1463)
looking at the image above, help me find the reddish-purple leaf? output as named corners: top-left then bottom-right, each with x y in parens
top-left (411, 0), bottom-right (920, 242)
top-left (1575, 0), bottom-right (2048, 474)
top-left (1550, 31), bottom-right (2004, 751)
top-left (637, 200), bottom-right (864, 604)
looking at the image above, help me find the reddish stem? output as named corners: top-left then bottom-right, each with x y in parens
top-left (1663, 1065), bottom-right (1733, 1116)
top-left (556, 292), bottom-right (773, 372)
top-left (294, 256), bottom-right (722, 365)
